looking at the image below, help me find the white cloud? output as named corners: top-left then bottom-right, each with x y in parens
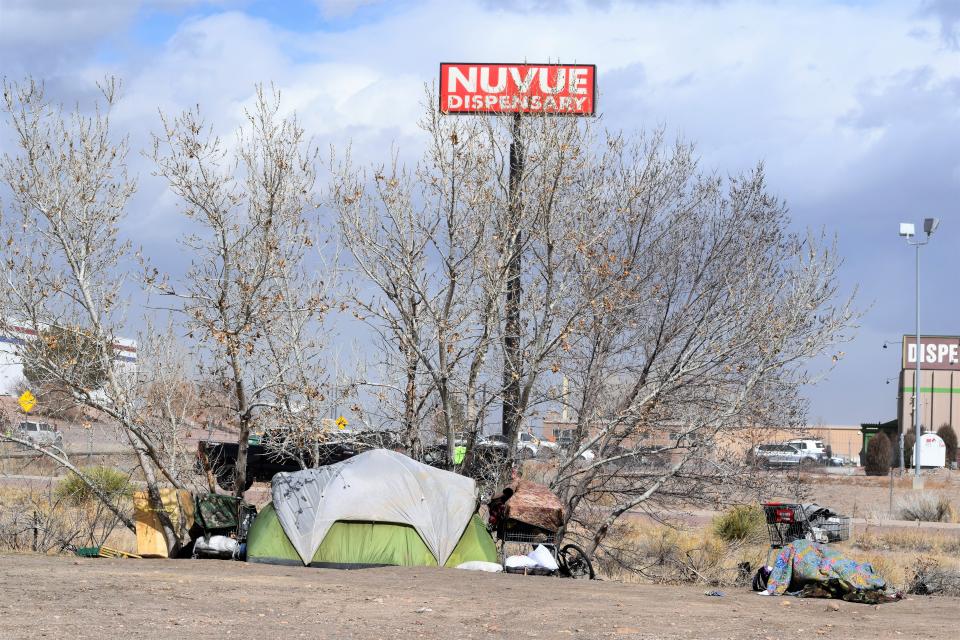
top-left (1, 0), bottom-right (958, 422)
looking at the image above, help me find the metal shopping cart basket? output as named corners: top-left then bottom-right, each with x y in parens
top-left (763, 502), bottom-right (851, 548)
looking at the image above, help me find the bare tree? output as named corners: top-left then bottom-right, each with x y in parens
top-left (150, 84), bottom-right (335, 494)
top-left (332, 101), bottom-right (509, 468)
top-left (0, 78), bottom-right (198, 552)
top-left (337, 96), bottom-right (856, 569)
top-left (332, 100), bottom-right (690, 477)
top-left (538, 135), bottom-right (857, 561)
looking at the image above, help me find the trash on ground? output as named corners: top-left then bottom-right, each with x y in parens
top-left (193, 534), bottom-right (239, 560)
top-left (456, 561), bottom-right (503, 572)
top-left (73, 546), bottom-right (141, 559)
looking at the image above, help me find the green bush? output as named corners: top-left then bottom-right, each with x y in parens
top-left (937, 425), bottom-right (958, 466)
top-left (56, 466), bottom-right (132, 505)
top-left (712, 504), bottom-right (765, 542)
top-left (865, 432), bottom-right (892, 476)
top-left (903, 432), bottom-right (915, 469)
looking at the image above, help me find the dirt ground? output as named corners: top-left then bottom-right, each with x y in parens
top-left (0, 554), bottom-right (955, 640)
top-left (797, 469), bottom-right (960, 519)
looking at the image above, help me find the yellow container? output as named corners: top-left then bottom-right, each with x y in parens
top-left (133, 489), bottom-right (195, 558)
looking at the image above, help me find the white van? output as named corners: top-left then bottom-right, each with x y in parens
top-left (16, 421), bottom-right (63, 448)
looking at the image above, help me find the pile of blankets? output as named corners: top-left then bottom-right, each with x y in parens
top-left (764, 540), bottom-right (900, 603)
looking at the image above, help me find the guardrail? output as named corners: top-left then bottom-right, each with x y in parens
top-left (0, 446), bottom-right (132, 459)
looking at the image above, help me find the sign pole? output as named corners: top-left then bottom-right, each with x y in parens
top-left (437, 62), bottom-right (597, 456)
top-left (502, 112), bottom-right (524, 447)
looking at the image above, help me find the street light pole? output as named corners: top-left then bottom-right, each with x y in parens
top-left (900, 218), bottom-right (940, 488)
top-left (914, 239), bottom-right (921, 480)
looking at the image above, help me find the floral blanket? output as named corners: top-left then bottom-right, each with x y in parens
top-left (766, 540), bottom-right (888, 601)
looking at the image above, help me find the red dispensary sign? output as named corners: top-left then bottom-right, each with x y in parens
top-left (439, 63), bottom-right (596, 115)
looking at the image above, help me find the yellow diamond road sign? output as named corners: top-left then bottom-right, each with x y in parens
top-left (18, 390), bottom-right (36, 413)
top-left (335, 415), bottom-right (348, 430)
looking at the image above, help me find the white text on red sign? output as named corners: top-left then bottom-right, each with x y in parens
top-left (439, 63), bottom-right (596, 115)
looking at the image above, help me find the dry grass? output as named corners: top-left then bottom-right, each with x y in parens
top-left (0, 482), bottom-right (136, 554)
top-left (595, 518), bottom-right (769, 587)
top-left (848, 529), bottom-right (960, 589)
top-left (896, 493), bottom-right (954, 522)
top-left (593, 506), bottom-right (960, 593)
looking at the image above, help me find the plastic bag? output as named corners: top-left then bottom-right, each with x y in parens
top-left (455, 561), bottom-right (503, 572)
top-left (193, 535), bottom-right (239, 559)
top-left (528, 544), bottom-right (559, 571)
top-left (505, 555), bottom-right (539, 569)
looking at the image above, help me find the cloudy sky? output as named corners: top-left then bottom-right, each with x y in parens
top-left (1, 0), bottom-right (958, 424)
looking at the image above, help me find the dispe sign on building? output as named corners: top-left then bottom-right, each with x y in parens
top-left (439, 63), bottom-right (596, 115)
top-left (901, 335), bottom-right (960, 371)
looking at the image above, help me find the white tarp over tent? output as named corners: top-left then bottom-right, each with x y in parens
top-left (271, 449), bottom-right (478, 566)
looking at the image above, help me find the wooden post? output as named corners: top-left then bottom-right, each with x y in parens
top-left (888, 466), bottom-right (894, 516)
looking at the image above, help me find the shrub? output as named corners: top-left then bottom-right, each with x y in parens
top-left (897, 493), bottom-right (953, 523)
top-left (55, 466), bottom-right (132, 506)
top-left (908, 559), bottom-right (960, 597)
top-left (903, 431), bottom-right (915, 468)
top-left (630, 523), bottom-right (763, 586)
top-left (937, 425), bottom-right (957, 466)
top-left (864, 432), bottom-right (892, 476)
top-left (712, 504), bottom-right (765, 542)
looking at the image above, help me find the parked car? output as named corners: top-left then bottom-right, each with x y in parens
top-left (483, 432), bottom-right (540, 458)
top-left (17, 421), bottom-right (63, 448)
top-left (784, 439), bottom-right (828, 462)
top-left (480, 434), bottom-right (510, 450)
top-left (751, 443), bottom-right (812, 468)
top-left (522, 432), bottom-right (559, 455)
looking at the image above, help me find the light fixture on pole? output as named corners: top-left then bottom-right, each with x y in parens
top-left (900, 217), bottom-right (940, 488)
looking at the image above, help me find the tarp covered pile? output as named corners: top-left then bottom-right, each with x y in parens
top-left (501, 480), bottom-right (564, 533)
top-left (764, 540), bottom-right (899, 603)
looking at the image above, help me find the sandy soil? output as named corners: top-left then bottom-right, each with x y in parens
top-left (0, 554), bottom-right (954, 640)
top-left (797, 469), bottom-right (960, 519)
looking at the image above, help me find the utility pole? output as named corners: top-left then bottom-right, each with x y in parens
top-left (914, 240), bottom-right (921, 484)
top-left (899, 217), bottom-right (941, 490)
top-left (501, 113), bottom-right (524, 447)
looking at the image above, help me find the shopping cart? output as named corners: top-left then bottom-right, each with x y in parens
top-left (489, 480), bottom-right (595, 579)
top-left (495, 517), bottom-right (594, 579)
top-left (763, 502), bottom-right (851, 548)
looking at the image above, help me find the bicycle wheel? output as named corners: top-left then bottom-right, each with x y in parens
top-left (558, 543), bottom-right (595, 580)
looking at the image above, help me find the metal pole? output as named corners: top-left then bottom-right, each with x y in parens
top-left (915, 241), bottom-right (922, 478)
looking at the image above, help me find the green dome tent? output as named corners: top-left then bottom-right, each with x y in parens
top-left (246, 449), bottom-right (497, 568)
